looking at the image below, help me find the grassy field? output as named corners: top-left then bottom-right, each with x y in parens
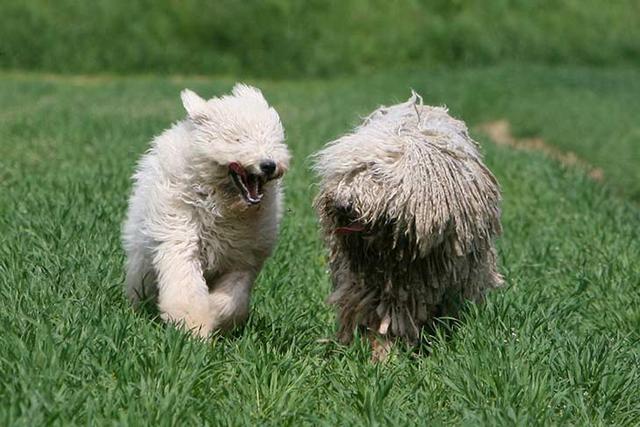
top-left (2, 0), bottom-right (639, 77)
top-left (1, 66), bottom-right (639, 425)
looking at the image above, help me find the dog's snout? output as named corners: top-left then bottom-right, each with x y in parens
top-left (335, 199), bottom-right (350, 210)
top-left (334, 200), bottom-right (353, 214)
top-left (259, 159), bottom-right (277, 176)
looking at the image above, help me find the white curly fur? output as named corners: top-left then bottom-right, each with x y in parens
top-left (122, 84), bottom-right (290, 337)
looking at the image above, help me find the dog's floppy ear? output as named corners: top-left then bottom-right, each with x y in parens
top-left (181, 89), bottom-right (208, 121)
top-left (231, 83), bottom-right (268, 106)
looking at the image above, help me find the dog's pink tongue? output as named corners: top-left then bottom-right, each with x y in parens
top-left (336, 223), bottom-right (365, 235)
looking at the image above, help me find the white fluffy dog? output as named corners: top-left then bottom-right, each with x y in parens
top-left (122, 84), bottom-right (290, 338)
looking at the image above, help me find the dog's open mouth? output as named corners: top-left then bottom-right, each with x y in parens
top-left (334, 204), bottom-right (366, 235)
top-left (228, 162), bottom-right (265, 205)
top-left (336, 222), bottom-right (365, 235)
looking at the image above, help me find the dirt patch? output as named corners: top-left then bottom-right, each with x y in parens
top-left (477, 120), bottom-right (604, 181)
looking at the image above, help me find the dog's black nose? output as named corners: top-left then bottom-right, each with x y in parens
top-left (260, 160), bottom-right (277, 176)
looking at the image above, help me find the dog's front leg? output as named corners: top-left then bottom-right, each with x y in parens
top-left (207, 271), bottom-right (255, 332)
top-left (154, 242), bottom-right (212, 338)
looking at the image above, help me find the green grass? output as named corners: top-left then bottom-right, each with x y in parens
top-left (1, 65), bottom-right (639, 425)
top-left (2, 0), bottom-right (639, 77)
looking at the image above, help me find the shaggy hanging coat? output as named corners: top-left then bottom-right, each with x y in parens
top-left (313, 92), bottom-right (503, 345)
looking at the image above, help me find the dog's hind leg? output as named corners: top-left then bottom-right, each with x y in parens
top-left (125, 246), bottom-right (158, 310)
top-left (125, 247), bottom-right (148, 307)
top-left (207, 271), bottom-right (255, 332)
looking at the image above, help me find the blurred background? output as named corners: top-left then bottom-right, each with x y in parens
top-left (2, 0), bottom-right (639, 78)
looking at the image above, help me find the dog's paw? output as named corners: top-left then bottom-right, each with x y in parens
top-left (160, 300), bottom-right (213, 339)
top-left (209, 292), bottom-right (250, 333)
